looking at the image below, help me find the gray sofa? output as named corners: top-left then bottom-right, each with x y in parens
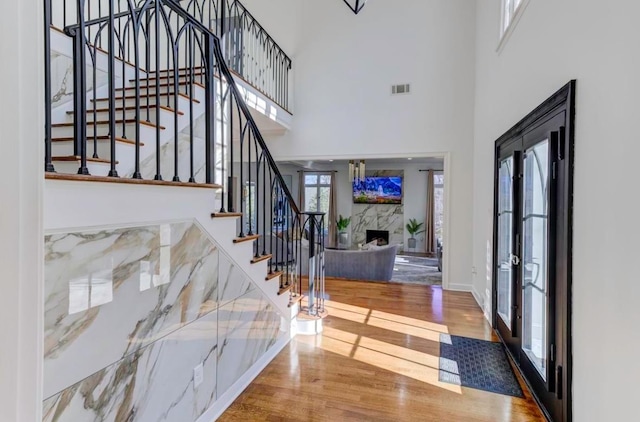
top-left (300, 244), bottom-right (399, 282)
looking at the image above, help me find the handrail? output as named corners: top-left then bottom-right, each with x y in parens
top-left (213, 36), bottom-right (299, 214)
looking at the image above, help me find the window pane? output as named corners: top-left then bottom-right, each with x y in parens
top-left (319, 175), bottom-right (332, 185)
top-left (522, 139), bottom-right (549, 381)
top-left (319, 187), bottom-right (330, 214)
top-left (497, 157), bottom-right (514, 328)
top-left (305, 187), bottom-right (318, 212)
top-left (305, 175), bottom-right (318, 185)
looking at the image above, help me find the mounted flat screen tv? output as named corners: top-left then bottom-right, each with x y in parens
top-left (353, 176), bottom-right (403, 204)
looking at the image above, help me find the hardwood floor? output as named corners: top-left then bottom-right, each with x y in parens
top-left (219, 279), bottom-right (545, 422)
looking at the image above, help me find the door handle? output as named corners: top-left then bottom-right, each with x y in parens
top-left (511, 254), bottom-right (521, 266)
top-left (555, 366), bottom-right (563, 399)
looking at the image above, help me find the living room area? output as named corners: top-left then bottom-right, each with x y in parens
top-left (276, 157), bottom-right (445, 287)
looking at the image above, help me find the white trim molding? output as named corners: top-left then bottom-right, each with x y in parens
top-left (0, 0), bottom-right (45, 420)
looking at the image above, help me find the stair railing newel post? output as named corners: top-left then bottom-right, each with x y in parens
top-left (107, 0), bottom-right (118, 177)
top-left (268, 170), bottom-right (275, 275)
top-left (205, 33), bottom-right (216, 185)
top-left (153, 0), bottom-right (162, 180)
top-left (171, 11), bottom-right (180, 183)
top-left (188, 26), bottom-right (196, 183)
top-left (237, 100), bottom-right (245, 238)
top-left (261, 152), bottom-right (267, 258)
top-left (131, 0), bottom-right (142, 179)
top-left (67, 0), bottom-right (89, 175)
top-left (304, 212), bottom-right (326, 316)
top-left (44, 0), bottom-right (55, 172)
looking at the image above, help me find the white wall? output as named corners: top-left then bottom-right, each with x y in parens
top-left (266, 0), bottom-right (476, 291)
top-left (0, 0), bottom-right (44, 421)
top-left (473, 1), bottom-right (640, 420)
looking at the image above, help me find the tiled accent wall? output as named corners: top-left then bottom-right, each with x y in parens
top-left (43, 221), bottom-right (287, 421)
top-left (351, 170), bottom-right (405, 247)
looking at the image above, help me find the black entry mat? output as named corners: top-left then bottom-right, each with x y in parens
top-left (438, 334), bottom-right (524, 398)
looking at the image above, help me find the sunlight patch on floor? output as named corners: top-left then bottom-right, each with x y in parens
top-left (298, 326), bottom-right (461, 394)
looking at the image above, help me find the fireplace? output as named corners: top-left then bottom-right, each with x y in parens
top-left (366, 230), bottom-right (389, 246)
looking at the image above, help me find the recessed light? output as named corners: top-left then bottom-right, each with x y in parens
top-left (407, 158), bottom-right (413, 160)
top-left (329, 159), bottom-right (334, 162)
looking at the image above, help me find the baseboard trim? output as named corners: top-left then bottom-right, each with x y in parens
top-left (471, 287), bottom-right (483, 308)
top-left (471, 286), bottom-right (492, 324)
top-left (446, 283), bottom-right (472, 292)
top-left (196, 334), bottom-right (290, 422)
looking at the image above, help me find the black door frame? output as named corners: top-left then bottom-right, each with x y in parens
top-left (492, 81), bottom-right (575, 422)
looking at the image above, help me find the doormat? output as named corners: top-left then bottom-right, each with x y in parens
top-left (438, 334), bottom-right (524, 398)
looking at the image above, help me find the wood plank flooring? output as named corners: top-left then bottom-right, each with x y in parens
top-left (219, 279), bottom-right (545, 422)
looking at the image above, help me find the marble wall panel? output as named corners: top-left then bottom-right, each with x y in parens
top-left (217, 289), bottom-right (286, 394)
top-left (44, 221), bottom-right (218, 398)
top-left (43, 311), bottom-right (218, 422)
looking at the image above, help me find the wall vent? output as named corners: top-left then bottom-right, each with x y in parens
top-left (391, 84), bottom-right (411, 95)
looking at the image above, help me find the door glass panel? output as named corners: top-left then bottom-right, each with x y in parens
top-left (497, 157), bottom-right (514, 328)
top-left (522, 139), bottom-right (549, 380)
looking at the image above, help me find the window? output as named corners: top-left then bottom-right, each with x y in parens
top-left (500, 0), bottom-right (529, 46)
top-left (304, 173), bottom-right (331, 214)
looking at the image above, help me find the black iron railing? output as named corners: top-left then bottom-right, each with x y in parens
top-left (44, 0), bottom-right (313, 298)
top-left (47, 0), bottom-right (292, 110)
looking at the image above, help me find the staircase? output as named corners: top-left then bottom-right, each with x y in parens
top-left (42, 0), bottom-right (327, 419)
top-left (44, 0), bottom-right (313, 311)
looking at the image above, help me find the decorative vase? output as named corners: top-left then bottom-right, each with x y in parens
top-left (407, 237), bottom-right (417, 249)
top-left (338, 232), bottom-right (349, 248)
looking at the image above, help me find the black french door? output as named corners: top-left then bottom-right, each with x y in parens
top-left (493, 82), bottom-right (574, 422)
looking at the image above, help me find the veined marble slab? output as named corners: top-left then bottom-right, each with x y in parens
top-left (43, 310), bottom-right (218, 422)
top-left (50, 53), bottom-right (109, 108)
top-left (351, 204), bottom-right (404, 246)
top-left (218, 253), bottom-right (255, 307)
top-left (44, 221), bottom-right (219, 398)
top-left (217, 289), bottom-right (287, 394)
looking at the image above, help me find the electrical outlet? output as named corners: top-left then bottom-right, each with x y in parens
top-left (193, 363), bottom-right (204, 388)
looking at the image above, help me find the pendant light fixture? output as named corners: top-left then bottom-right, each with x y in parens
top-left (343, 0), bottom-right (368, 15)
top-left (349, 160), bottom-right (366, 182)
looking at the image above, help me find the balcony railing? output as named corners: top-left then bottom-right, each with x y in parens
top-left (47, 0), bottom-right (292, 110)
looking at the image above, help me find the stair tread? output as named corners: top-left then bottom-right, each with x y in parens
top-left (51, 155), bottom-right (115, 164)
top-left (251, 254), bottom-right (272, 264)
top-left (66, 105), bottom-right (184, 116)
top-left (233, 234), bottom-right (261, 244)
top-left (117, 80), bottom-right (205, 92)
top-left (45, 172), bottom-right (222, 189)
top-left (149, 66), bottom-right (206, 75)
top-left (266, 271), bottom-right (284, 281)
top-left (50, 136), bottom-right (144, 147)
top-left (288, 294), bottom-right (304, 308)
top-left (52, 119), bottom-right (165, 130)
top-left (134, 72), bottom-right (206, 83)
top-left (91, 93), bottom-right (200, 103)
top-left (278, 284), bottom-right (293, 296)
top-left (211, 212), bottom-right (243, 218)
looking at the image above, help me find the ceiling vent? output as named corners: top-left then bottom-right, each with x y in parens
top-left (391, 84), bottom-right (411, 95)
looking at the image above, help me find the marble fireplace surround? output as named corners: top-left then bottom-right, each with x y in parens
top-left (42, 220), bottom-right (288, 422)
top-left (351, 170), bottom-right (405, 248)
